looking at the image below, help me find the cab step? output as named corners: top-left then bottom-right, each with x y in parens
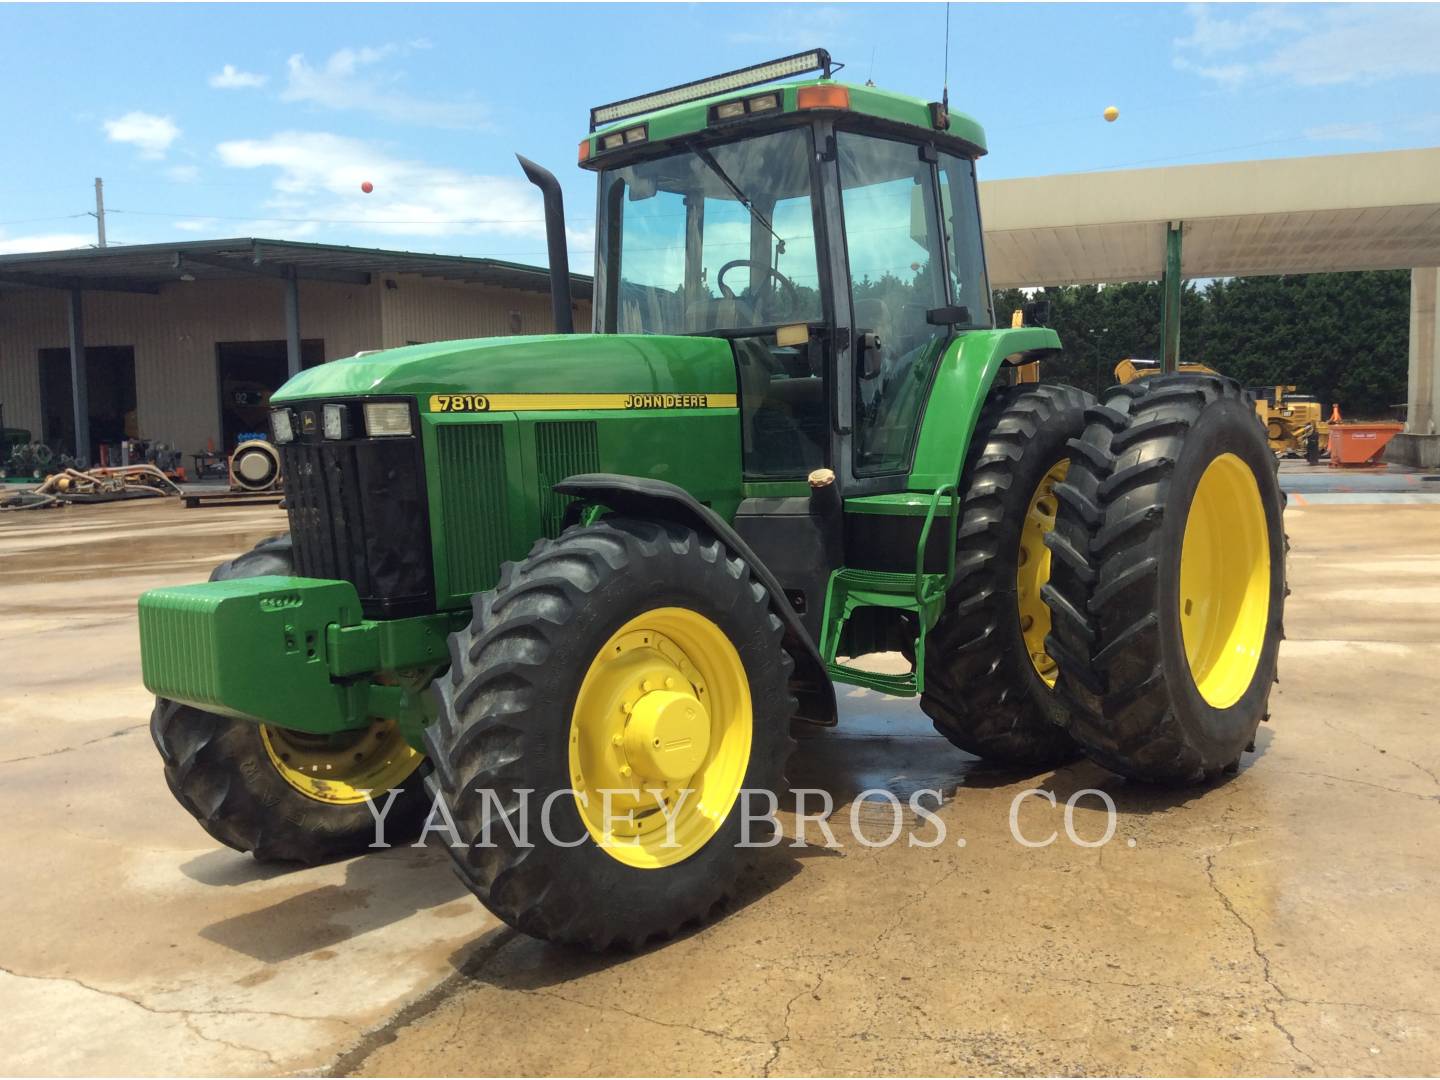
top-left (818, 485), bottom-right (957, 697)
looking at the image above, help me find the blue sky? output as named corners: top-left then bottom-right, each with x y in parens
top-left (2, 2), bottom-right (1438, 270)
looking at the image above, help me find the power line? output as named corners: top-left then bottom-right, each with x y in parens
top-left (0, 212), bottom-right (92, 228)
top-left (107, 207), bottom-right (596, 227)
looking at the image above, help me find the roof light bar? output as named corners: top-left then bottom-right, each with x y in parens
top-left (589, 48), bottom-right (832, 131)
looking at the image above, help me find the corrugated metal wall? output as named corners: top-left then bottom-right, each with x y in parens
top-left (378, 273), bottom-right (589, 348)
top-left (0, 274), bottom-right (591, 454)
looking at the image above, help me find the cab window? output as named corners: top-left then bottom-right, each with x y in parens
top-left (837, 132), bottom-right (949, 475)
top-left (598, 127), bottom-right (828, 479)
top-left (938, 152), bottom-right (992, 328)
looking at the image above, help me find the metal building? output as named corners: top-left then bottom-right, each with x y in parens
top-left (0, 238), bottom-right (592, 464)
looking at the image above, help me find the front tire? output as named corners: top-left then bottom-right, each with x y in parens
top-left (151, 533), bottom-right (430, 862)
top-left (425, 517), bottom-right (796, 950)
top-left (152, 702), bottom-right (428, 863)
top-left (919, 383), bottom-right (1091, 766)
top-left (1044, 374), bottom-right (1287, 784)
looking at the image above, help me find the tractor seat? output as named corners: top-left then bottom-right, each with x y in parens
top-left (685, 294), bottom-right (756, 332)
top-left (764, 374), bottom-right (823, 409)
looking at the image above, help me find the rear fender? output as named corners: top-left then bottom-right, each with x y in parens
top-left (908, 327), bottom-right (1062, 489)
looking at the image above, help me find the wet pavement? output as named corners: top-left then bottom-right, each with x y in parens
top-left (1, 495), bottom-right (1438, 1076)
top-left (1278, 457), bottom-right (1440, 498)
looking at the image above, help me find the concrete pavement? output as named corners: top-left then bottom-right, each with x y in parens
top-left (1, 495), bottom-right (1437, 1076)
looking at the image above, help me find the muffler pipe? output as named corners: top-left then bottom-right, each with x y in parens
top-left (516, 154), bottom-right (574, 334)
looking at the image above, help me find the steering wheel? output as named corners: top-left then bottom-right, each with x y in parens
top-left (716, 259), bottom-right (799, 309)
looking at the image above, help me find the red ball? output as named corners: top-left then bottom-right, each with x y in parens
top-left (360, 181), bottom-right (374, 194)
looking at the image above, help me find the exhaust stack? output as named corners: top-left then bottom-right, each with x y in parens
top-left (516, 154), bottom-right (574, 335)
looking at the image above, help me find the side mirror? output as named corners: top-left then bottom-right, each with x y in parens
top-left (1022, 299), bottom-right (1052, 327)
top-left (858, 331), bottom-right (884, 380)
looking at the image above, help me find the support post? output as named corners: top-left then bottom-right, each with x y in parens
top-left (283, 267), bottom-right (302, 377)
top-left (1406, 267), bottom-right (1438, 437)
top-left (1385, 267), bottom-right (1440, 468)
top-left (93, 177), bottom-right (107, 248)
top-left (1159, 223), bottom-right (1183, 374)
top-left (67, 288), bottom-right (90, 465)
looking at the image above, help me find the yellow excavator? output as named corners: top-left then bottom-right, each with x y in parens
top-left (1114, 359), bottom-right (1328, 459)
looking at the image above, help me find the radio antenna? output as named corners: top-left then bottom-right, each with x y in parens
top-left (942, 3), bottom-right (951, 110)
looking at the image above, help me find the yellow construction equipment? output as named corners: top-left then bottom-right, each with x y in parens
top-left (1113, 359), bottom-right (1329, 458)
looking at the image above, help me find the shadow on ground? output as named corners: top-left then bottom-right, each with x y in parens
top-left (194, 846), bottom-right (470, 964)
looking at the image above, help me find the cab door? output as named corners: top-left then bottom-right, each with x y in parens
top-left (828, 129), bottom-right (957, 491)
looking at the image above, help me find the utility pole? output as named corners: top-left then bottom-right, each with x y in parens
top-left (92, 177), bottom-right (107, 248)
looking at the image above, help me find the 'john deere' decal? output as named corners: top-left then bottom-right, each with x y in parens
top-left (427, 393), bottom-right (738, 413)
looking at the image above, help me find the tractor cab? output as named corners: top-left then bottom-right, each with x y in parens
top-left (577, 49), bottom-right (993, 491)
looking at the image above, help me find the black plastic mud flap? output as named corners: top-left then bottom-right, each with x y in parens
top-left (556, 473), bottom-right (838, 727)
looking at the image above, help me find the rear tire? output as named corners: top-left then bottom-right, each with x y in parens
top-left (425, 517), bottom-right (796, 950)
top-left (1044, 374), bottom-right (1287, 784)
top-left (920, 383), bottom-right (1091, 767)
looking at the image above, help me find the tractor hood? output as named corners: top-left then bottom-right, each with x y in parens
top-left (271, 334), bottom-right (739, 404)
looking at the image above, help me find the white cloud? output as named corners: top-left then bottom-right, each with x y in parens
top-left (209, 64), bottom-right (267, 90)
top-left (166, 164), bottom-right (200, 183)
top-left (173, 218), bottom-right (220, 233)
top-left (1174, 4), bottom-right (1440, 86)
top-left (281, 44), bottom-right (490, 129)
top-left (0, 230), bottom-right (94, 255)
top-left (103, 111), bottom-right (180, 158)
top-left (214, 131), bottom-right (543, 242)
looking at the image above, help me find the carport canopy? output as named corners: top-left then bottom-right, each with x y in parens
top-left (0, 238), bottom-right (591, 465)
top-left (978, 147), bottom-right (1440, 458)
top-left (980, 146), bottom-right (1440, 287)
top-left (0, 236), bottom-right (592, 297)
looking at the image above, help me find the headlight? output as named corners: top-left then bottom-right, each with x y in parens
top-left (322, 403), bottom-right (350, 440)
top-left (364, 402), bottom-right (413, 437)
top-left (270, 408), bottom-right (294, 444)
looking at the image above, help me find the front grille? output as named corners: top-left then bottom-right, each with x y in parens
top-left (280, 424), bottom-right (434, 619)
top-left (535, 420), bottom-right (599, 537)
top-left (435, 424), bottom-right (510, 597)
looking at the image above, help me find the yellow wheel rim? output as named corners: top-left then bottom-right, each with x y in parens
top-left (261, 720), bottom-right (422, 806)
top-left (569, 607), bottom-right (752, 869)
top-left (1017, 459), bottom-right (1068, 688)
top-left (1179, 452), bottom-right (1271, 709)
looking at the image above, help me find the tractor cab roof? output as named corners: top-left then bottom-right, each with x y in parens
top-left (579, 48), bottom-right (986, 170)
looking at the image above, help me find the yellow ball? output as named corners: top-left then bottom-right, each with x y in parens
top-left (1103, 105), bottom-right (1120, 122)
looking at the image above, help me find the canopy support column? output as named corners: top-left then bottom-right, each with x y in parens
top-left (284, 267), bottom-right (302, 377)
top-left (1159, 223), bottom-right (1183, 374)
top-left (67, 288), bottom-right (90, 465)
top-left (1386, 266), bottom-right (1440, 468)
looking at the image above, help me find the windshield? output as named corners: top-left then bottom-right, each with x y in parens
top-left (595, 127), bottom-right (823, 335)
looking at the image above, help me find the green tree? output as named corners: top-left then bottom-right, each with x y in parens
top-left (990, 270), bottom-right (1409, 415)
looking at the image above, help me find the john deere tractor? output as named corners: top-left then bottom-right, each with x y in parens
top-left (139, 50), bottom-right (1286, 949)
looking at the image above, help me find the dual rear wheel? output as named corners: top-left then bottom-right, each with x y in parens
top-left (921, 374), bottom-right (1285, 783)
top-left (1044, 374), bottom-right (1286, 782)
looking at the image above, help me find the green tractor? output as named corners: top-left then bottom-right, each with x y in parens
top-left (139, 50), bottom-right (1286, 949)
